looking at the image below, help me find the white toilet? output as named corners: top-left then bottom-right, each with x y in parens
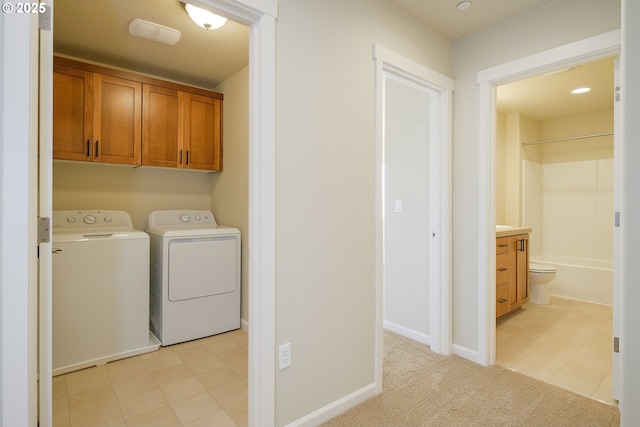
top-left (529, 263), bottom-right (556, 304)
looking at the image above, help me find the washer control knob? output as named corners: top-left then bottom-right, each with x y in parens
top-left (194, 215), bottom-right (201, 221)
top-left (104, 216), bottom-right (112, 223)
top-left (83, 215), bottom-right (97, 225)
top-left (66, 217), bottom-right (76, 223)
top-left (180, 214), bottom-right (190, 223)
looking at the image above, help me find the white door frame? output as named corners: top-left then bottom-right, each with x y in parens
top-left (476, 29), bottom-right (621, 367)
top-left (194, 2), bottom-right (278, 425)
top-left (373, 44), bottom-right (453, 393)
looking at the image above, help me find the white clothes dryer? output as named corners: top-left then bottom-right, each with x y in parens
top-left (52, 210), bottom-right (160, 376)
top-left (146, 210), bottom-right (241, 346)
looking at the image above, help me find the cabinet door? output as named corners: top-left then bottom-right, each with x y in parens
top-left (517, 234), bottom-right (530, 304)
top-left (93, 74), bottom-right (142, 165)
top-left (183, 93), bottom-right (222, 171)
top-left (53, 66), bottom-right (93, 161)
top-left (142, 85), bottom-right (183, 167)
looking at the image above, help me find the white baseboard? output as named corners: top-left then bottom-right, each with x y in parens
top-left (383, 320), bottom-right (430, 346)
top-left (284, 383), bottom-right (377, 427)
top-left (452, 343), bottom-right (480, 363)
top-left (240, 318), bottom-right (249, 332)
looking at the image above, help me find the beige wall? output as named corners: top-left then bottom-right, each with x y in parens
top-left (274, 0), bottom-right (450, 424)
top-left (213, 66), bottom-right (250, 323)
top-left (452, 0), bottom-right (620, 353)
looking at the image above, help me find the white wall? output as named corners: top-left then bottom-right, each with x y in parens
top-left (383, 76), bottom-right (431, 340)
top-left (621, 0), bottom-right (640, 424)
top-left (451, 0), bottom-right (620, 354)
top-left (274, 0), bottom-right (450, 424)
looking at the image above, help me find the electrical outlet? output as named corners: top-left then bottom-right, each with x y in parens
top-left (279, 342), bottom-right (292, 370)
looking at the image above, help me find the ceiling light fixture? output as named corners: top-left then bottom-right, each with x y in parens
top-left (456, 1), bottom-right (472, 11)
top-left (183, 3), bottom-right (227, 30)
top-left (128, 19), bottom-right (181, 45)
top-left (571, 87), bottom-right (591, 94)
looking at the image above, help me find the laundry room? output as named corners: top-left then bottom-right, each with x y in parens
top-left (51, 0), bottom-right (250, 355)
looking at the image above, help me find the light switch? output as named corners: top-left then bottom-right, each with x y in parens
top-left (394, 199), bottom-right (402, 213)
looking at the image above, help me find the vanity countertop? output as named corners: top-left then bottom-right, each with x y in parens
top-left (496, 225), bottom-right (532, 238)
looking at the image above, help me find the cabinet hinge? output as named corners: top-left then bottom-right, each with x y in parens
top-left (38, 216), bottom-right (51, 244)
top-left (615, 86), bottom-right (621, 103)
top-left (614, 336), bottom-right (620, 353)
top-left (39, 5), bottom-right (52, 31)
top-left (615, 211), bottom-right (620, 227)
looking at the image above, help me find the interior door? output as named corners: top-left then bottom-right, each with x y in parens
top-left (612, 56), bottom-right (621, 401)
top-left (39, 0), bottom-right (54, 425)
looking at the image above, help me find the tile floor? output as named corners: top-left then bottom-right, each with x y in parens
top-left (52, 328), bottom-right (248, 427)
top-left (496, 295), bottom-right (616, 406)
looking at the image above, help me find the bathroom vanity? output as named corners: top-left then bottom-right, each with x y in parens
top-left (496, 226), bottom-right (531, 318)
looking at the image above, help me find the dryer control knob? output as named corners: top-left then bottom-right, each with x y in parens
top-left (83, 215), bottom-right (96, 224)
top-left (194, 215), bottom-right (201, 221)
top-left (66, 217), bottom-right (76, 223)
top-left (104, 216), bottom-right (112, 223)
top-left (180, 214), bottom-right (190, 223)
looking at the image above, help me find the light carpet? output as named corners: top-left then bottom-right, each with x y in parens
top-left (322, 331), bottom-right (619, 427)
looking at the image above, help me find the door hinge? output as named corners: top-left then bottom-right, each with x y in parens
top-left (39, 5), bottom-right (52, 31)
top-left (615, 211), bottom-right (620, 227)
top-left (614, 336), bottom-right (620, 353)
top-left (615, 86), bottom-right (621, 103)
top-left (38, 216), bottom-right (51, 244)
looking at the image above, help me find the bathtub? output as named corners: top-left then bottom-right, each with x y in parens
top-left (530, 255), bottom-right (613, 305)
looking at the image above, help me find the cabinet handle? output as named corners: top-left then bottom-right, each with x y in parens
top-left (497, 298), bottom-right (508, 304)
top-left (498, 268), bottom-right (508, 272)
top-left (95, 141), bottom-right (99, 157)
top-left (186, 150), bottom-right (189, 165)
top-left (179, 149), bottom-right (183, 164)
top-left (86, 139), bottom-right (90, 156)
top-left (498, 244), bottom-right (508, 247)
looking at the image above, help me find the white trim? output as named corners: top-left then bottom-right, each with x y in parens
top-left (39, 1), bottom-right (54, 424)
top-left (283, 384), bottom-right (377, 427)
top-left (198, 2), bottom-right (277, 425)
top-left (452, 344), bottom-right (480, 363)
top-left (476, 29), bottom-right (621, 367)
top-left (373, 43), bottom-right (453, 394)
top-left (383, 321), bottom-right (430, 346)
top-left (0, 12), bottom-right (38, 427)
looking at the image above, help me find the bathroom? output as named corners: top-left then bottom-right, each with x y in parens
top-left (494, 57), bottom-right (616, 403)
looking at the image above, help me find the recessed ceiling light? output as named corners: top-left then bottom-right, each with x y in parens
top-left (457, 1), bottom-right (472, 11)
top-left (571, 87), bottom-right (591, 94)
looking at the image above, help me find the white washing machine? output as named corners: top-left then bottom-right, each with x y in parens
top-left (52, 210), bottom-right (160, 376)
top-left (146, 210), bottom-right (241, 346)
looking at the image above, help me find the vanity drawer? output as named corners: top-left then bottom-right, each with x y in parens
top-left (496, 253), bottom-right (510, 285)
top-left (496, 284), bottom-right (509, 318)
top-left (496, 237), bottom-right (509, 255)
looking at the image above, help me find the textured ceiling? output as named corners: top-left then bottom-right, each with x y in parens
top-left (53, 0), bottom-right (614, 120)
top-left (497, 57), bottom-right (615, 122)
top-left (54, 0), bottom-right (249, 90)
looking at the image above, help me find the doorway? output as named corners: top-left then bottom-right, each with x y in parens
top-left (477, 30), bottom-right (621, 401)
top-left (373, 44), bottom-right (453, 392)
top-left (33, 1), bottom-right (277, 426)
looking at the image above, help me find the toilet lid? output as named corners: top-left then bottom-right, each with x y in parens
top-left (530, 263), bottom-right (556, 273)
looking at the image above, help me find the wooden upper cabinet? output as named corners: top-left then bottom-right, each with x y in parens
top-left (183, 93), bottom-right (222, 171)
top-left (142, 85), bottom-right (183, 167)
top-left (53, 65), bottom-right (142, 165)
top-left (94, 74), bottom-right (142, 165)
top-left (53, 57), bottom-right (223, 171)
top-left (53, 65), bottom-right (93, 161)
